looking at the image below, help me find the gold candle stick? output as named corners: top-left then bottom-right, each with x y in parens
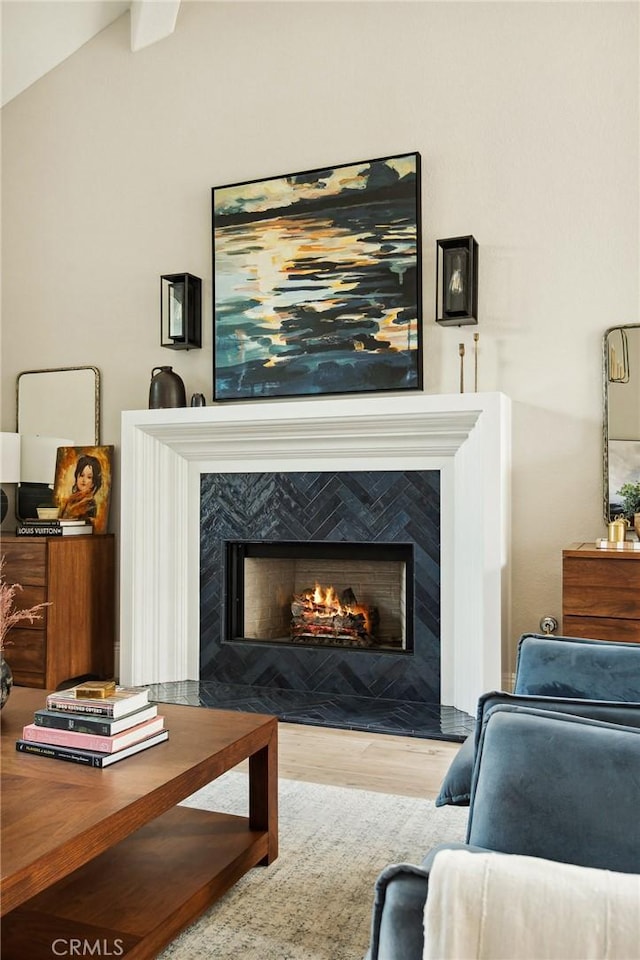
top-left (473, 332), bottom-right (479, 392)
top-left (459, 343), bottom-right (465, 394)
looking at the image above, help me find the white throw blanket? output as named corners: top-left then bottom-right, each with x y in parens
top-left (423, 849), bottom-right (640, 960)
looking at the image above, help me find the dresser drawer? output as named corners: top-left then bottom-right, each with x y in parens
top-left (3, 628), bottom-right (46, 684)
top-left (562, 615), bottom-right (640, 644)
top-left (1, 540), bottom-right (47, 587)
top-left (563, 557), bottom-right (640, 620)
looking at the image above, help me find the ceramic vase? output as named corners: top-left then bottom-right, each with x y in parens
top-left (1, 656), bottom-right (13, 709)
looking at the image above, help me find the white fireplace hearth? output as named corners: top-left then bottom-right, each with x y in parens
top-left (119, 391), bottom-right (511, 716)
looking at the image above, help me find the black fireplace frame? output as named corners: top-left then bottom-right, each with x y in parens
top-left (225, 539), bottom-right (415, 653)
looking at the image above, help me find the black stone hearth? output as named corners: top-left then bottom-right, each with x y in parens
top-left (146, 680), bottom-right (474, 742)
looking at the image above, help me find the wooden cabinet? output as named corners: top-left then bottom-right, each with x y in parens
top-left (562, 543), bottom-right (640, 643)
top-left (1, 534), bottom-right (115, 688)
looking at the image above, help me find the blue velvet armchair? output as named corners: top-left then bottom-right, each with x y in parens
top-left (366, 634), bottom-right (640, 960)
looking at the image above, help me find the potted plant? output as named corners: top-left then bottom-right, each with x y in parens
top-left (616, 481), bottom-right (640, 537)
top-left (0, 556), bottom-right (50, 708)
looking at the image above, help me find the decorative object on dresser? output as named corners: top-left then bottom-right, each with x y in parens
top-left (0, 433), bottom-right (20, 524)
top-left (616, 481), bottom-right (640, 538)
top-left (16, 365), bottom-right (101, 520)
top-left (1, 534), bottom-right (115, 688)
top-left (435, 235), bottom-right (479, 326)
top-left (603, 324), bottom-right (639, 524)
top-left (161, 273), bottom-right (202, 350)
top-left (212, 152), bottom-right (422, 401)
top-left (562, 542), bottom-right (640, 643)
top-left (52, 445), bottom-right (113, 533)
top-left (15, 519), bottom-right (92, 537)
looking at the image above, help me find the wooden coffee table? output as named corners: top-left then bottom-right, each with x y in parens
top-left (1, 687), bottom-right (278, 959)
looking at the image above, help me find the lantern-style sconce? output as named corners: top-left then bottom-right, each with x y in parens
top-left (436, 236), bottom-right (478, 326)
top-left (161, 273), bottom-right (202, 349)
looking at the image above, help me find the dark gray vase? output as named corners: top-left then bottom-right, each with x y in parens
top-left (149, 366), bottom-right (187, 409)
top-left (1, 656), bottom-right (13, 710)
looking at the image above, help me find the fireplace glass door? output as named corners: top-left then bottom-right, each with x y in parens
top-left (226, 541), bottom-right (413, 652)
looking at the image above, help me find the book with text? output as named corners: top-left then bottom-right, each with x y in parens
top-left (16, 523), bottom-right (92, 537)
top-left (15, 730), bottom-right (169, 767)
top-left (22, 519), bottom-right (89, 526)
top-left (33, 703), bottom-right (158, 735)
top-left (46, 684), bottom-right (150, 718)
top-left (22, 715), bottom-right (165, 753)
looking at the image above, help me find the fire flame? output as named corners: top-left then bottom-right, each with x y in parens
top-left (297, 583), bottom-right (372, 633)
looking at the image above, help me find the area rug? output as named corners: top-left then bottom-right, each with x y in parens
top-left (158, 771), bottom-right (468, 960)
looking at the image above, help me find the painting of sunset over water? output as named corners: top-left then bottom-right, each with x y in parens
top-left (212, 152), bottom-right (422, 400)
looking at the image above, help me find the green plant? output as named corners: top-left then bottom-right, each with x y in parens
top-left (616, 481), bottom-right (640, 520)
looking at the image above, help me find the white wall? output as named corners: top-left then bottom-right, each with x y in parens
top-left (1, 1), bottom-right (638, 673)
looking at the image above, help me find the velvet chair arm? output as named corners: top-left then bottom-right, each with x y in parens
top-left (436, 690), bottom-right (640, 808)
top-left (366, 842), bottom-right (480, 960)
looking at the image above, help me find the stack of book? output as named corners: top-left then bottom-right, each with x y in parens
top-left (15, 681), bottom-right (168, 767)
top-left (16, 519), bottom-right (93, 537)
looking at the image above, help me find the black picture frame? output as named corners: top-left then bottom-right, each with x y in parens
top-left (436, 235), bottom-right (478, 326)
top-left (211, 152), bottom-right (423, 401)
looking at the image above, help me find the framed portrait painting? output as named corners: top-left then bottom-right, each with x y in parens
top-left (53, 446), bottom-right (114, 534)
top-left (212, 152), bottom-right (422, 401)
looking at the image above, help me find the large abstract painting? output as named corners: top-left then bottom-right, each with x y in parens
top-left (212, 152), bottom-right (422, 400)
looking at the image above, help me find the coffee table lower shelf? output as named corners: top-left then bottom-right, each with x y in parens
top-left (2, 805), bottom-right (270, 960)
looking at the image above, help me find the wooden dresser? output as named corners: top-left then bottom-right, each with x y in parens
top-left (1, 534), bottom-right (115, 688)
top-left (562, 542), bottom-right (640, 643)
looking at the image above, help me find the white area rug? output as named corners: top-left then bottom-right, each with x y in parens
top-left (158, 771), bottom-right (468, 960)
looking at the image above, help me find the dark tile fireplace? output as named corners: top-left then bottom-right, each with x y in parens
top-left (151, 468), bottom-right (474, 740)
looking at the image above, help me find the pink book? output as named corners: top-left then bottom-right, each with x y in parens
top-left (21, 715), bottom-right (165, 754)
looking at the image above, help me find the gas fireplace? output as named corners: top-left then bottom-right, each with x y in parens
top-left (226, 541), bottom-right (413, 652)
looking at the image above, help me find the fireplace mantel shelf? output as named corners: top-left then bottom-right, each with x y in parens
top-left (120, 391), bottom-right (511, 716)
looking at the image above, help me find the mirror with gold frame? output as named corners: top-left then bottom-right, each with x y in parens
top-left (603, 325), bottom-right (640, 523)
top-left (16, 366), bottom-right (101, 519)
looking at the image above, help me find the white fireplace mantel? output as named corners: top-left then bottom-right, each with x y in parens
top-left (120, 392), bottom-right (511, 716)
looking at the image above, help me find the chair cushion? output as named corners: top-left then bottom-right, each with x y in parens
top-left (435, 691), bottom-right (640, 807)
top-left (515, 633), bottom-right (640, 701)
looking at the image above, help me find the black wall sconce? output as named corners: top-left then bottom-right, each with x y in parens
top-left (436, 236), bottom-right (478, 326)
top-left (161, 273), bottom-right (202, 349)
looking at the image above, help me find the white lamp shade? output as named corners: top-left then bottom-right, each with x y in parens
top-left (20, 435), bottom-right (75, 484)
top-left (0, 433), bottom-right (21, 483)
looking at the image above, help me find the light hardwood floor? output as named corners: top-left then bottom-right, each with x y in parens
top-left (274, 723), bottom-right (461, 799)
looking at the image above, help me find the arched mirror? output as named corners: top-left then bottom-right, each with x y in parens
top-left (603, 325), bottom-right (640, 523)
top-left (16, 366), bottom-right (100, 519)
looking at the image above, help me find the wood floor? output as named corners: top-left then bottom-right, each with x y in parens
top-left (263, 723), bottom-right (461, 799)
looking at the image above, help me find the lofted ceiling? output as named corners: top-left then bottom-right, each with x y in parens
top-left (1, 0), bottom-right (181, 107)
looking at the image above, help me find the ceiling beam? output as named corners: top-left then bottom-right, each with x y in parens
top-left (130, 0), bottom-right (181, 53)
